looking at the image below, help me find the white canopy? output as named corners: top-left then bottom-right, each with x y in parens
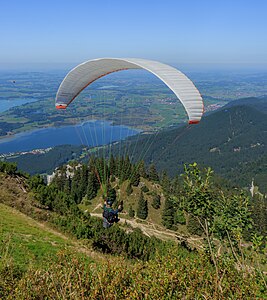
top-left (56, 58), bottom-right (204, 124)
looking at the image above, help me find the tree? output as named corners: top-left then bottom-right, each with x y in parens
top-left (128, 205), bottom-right (135, 218)
top-left (0, 161), bottom-right (17, 175)
top-left (28, 174), bottom-right (45, 190)
top-left (126, 183), bottom-right (133, 196)
top-left (87, 172), bottom-right (98, 200)
top-left (180, 162), bottom-right (253, 290)
top-left (180, 163), bottom-right (221, 285)
top-left (109, 154), bottom-right (116, 176)
top-left (148, 164), bottom-right (159, 182)
top-left (123, 155), bottom-right (132, 179)
top-left (137, 160), bottom-right (147, 178)
top-left (63, 176), bottom-right (71, 194)
top-left (106, 184), bottom-right (116, 202)
top-left (141, 185), bottom-right (149, 193)
top-left (162, 197), bottom-right (174, 229)
top-left (137, 192), bottom-right (148, 220)
top-left (152, 194), bottom-right (161, 209)
top-left (130, 170), bottom-right (140, 186)
top-left (251, 194), bottom-right (267, 236)
top-left (161, 170), bottom-right (171, 196)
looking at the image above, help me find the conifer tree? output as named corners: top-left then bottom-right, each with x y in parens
top-left (80, 165), bottom-right (88, 195)
top-left (63, 176), bottom-right (71, 194)
top-left (137, 191), bottom-right (148, 219)
top-left (148, 163), bottom-right (159, 182)
top-left (124, 155), bottom-right (132, 179)
top-left (152, 194), bottom-right (161, 209)
top-left (130, 170), bottom-right (140, 186)
top-left (109, 154), bottom-right (116, 176)
top-left (71, 168), bottom-right (83, 203)
top-left (88, 156), bottom-right (96, 172)
top-left (87, 172), bottom-right (98, 200)
top-left (53, 165), bottom-right (67, 191)
top-left (106, 184), bottom-right (116, 202)
top-left (126, 183), bottom-right (133, 196)
top-left (162, 197), bottom-right (174, 229)
top-left (128, 204), bottom-right (135, 218)
top-left (137, 160), bottom-right (147, 178)
top-left (161, 170), bottom-right (171, 196)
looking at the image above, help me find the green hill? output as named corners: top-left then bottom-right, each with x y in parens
top-left (0, 204), bottom-right (95, 269)
top-left (112, 97), bottom-right (267, 192)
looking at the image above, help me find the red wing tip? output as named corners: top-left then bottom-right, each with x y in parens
top-left (188, 120), bottom-right (200, 125)
top-left (56, 105), bottom-right (67, 110)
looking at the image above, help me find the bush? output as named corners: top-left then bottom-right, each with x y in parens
top-left (141, 185), bottom-right (149, 193)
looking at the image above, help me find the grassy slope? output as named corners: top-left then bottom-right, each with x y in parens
top-left (0, 203), bottom-right (77, 269)
top-left (0, 173), bottom-right (104, 271)
top-left (1, 190), bottom-right (264, 299)
top-left (0, 173), bottom-right (266, 299)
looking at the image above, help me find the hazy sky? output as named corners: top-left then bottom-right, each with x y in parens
top-left (1, 0), bottom-right (267, 67)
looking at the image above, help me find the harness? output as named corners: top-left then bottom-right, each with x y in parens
top-left (103, 207), bottom-right (116, 224)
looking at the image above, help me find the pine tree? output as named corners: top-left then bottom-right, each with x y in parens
top-left (53, 165), bottom-right (67, 191)
top-left (63, 176), bottom-right (71, 194)
top-left (71, 168), bottom-right (83, 204)
top-left (251, 194), bottom-right (267, 236)
top-left (137, 192), bottom-right (148, 220)
top-left (130, 170), bottom-right (140, 186)
top-left (126, 183), bottom-right (133, 196)
top-left (88, 156), bottom-right (96, 172)
top-left (152, 194), bottom-right (161, 209)
top-left (109, 154), bottom-right (116, 176)
top-left (148, 164), bottom-right (159, 182)
top-left (80, 165), bottom-right (88, 195)
top-left (137, 160), bottom-right (147, 178)
top-left (161, 170), bottom-right (171, 196)
top-left (106, 184), bottom-right (116, 202)
top-left (128, 205), bottom-right (135, 218)
top-left (124, 155), bottom-right (132, 179)
top-left (87, 172), bottom-right (98, 200)
top-left (162, 197), bottom-right (174, 229)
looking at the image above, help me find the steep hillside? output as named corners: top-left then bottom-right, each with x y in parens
top-left (7, 145), bottom-right (85, 175)
top-left (112, 97), bottom-right (267, 191)
top-left (0, 165), bottom-right (266, 299)
top-left (0, 204), bottom-right (96, 268)
top-left (224, 96), bottom-right (267, 113)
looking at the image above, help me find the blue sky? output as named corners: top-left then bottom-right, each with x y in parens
top-left (1, 0), bottom-right (267, 67)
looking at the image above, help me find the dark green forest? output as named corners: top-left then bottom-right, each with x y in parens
top-left (8, 145), bottom-right (85, 175)
top-left (110, 97), bottom-right (267, 193)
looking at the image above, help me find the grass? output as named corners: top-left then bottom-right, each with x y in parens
top-left (0, 204), bottom-right (93, 270)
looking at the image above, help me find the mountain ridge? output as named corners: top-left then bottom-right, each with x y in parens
top-left (111, 96), bottom-right (267, 191)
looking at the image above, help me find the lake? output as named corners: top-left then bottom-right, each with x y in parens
top-left (0, 98), bottom-right (38, 113)
top-left (0, 120), bottom-right (140, 154)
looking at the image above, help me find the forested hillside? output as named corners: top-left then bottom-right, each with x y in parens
top-left (111, 96), bottom-right (267, 192)
top-left (8, 145), bottom-right (85, 175)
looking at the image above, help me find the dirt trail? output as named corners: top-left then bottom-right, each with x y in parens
top-left (90, 212), bottom-right (202, 248)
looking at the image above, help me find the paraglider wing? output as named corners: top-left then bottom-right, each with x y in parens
top-left (55, 58), bottom-right (203, 123)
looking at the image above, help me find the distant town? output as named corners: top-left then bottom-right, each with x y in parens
top-left (0, 147), bottom-right (52, 160)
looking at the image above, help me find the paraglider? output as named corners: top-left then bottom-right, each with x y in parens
top-left (55, 58), bottom-right (204, 229)
top-left (102, 199), bottom-right (123, 228)
top-left (55, 58), bottom-right (204, 124)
